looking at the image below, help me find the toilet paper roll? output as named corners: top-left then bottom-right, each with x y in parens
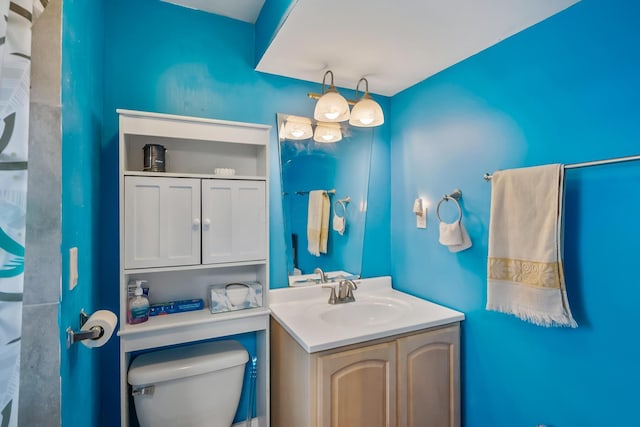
top-left (80, 310), bottom-right (118, 348)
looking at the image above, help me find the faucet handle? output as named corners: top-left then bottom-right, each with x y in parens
top-left (345, 279), bottom-right (358, 291)
top-left (340, 279), bottom-right (357, 301)
top-left (322, 284), bottom-right (338, 304)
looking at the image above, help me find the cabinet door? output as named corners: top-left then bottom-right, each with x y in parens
top-left (396, 325), bottom-right (460, 427)
top-left (124, 176), bottom-right (201, 269)
top-left (201, 179), bottom-right (266, 264)
top-left (317, 341), bottom-right (396, 427)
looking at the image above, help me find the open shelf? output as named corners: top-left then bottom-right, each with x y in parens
top-left (123, 259), bottom-right (267, 275)
top-left (118, 307), bottom-right (270, 352)
top-left (123, 170), bottom-right (267, 181)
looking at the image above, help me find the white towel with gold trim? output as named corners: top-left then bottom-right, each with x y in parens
top-left (486, 164), bottom-right (577, 328)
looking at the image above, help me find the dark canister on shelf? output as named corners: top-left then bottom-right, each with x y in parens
top-left (143, 144), bottom-right (166, 172)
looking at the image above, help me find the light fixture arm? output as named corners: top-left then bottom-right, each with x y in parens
top-left (309, 70), bottom-right (354, 102)
top-left (354, 77), bottom-right (370, 101)
top-left (321, 70), bottom-right (335, 94)
top-left (309, 76), bottom-right (373, 104)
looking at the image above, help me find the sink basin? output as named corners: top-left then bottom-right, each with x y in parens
top-left (269, 276), bottom-right (465, 352)
top-left (320, 299), bottom-right (410, 326)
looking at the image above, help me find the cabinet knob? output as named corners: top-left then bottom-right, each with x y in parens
top-left (192, 218), bottom-right (201, 229)
top-left (203, 218), bottom-right (211, 230)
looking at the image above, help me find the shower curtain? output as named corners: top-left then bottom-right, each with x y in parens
top-left (0, 1), bottom-right (46, 426)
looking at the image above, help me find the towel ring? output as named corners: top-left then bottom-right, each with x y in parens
top-left (436, 195), bottom-right (462, 223)
top-left (334, 196), bottom-right (350, 218)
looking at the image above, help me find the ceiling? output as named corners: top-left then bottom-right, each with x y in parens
top-left (164, 0), bottom-right (580, 96)
top-left (161, 0), bottom-right (265, 23)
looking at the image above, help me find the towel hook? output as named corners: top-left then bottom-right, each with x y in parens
top-left (436, 189), bottom-right (463, 223)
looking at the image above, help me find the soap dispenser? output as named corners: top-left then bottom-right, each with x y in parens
top-left (128, 280), bottom-right (150, 324)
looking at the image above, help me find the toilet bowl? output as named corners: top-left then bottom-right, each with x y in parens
top-left (128, 340), bottom-right (248, 427)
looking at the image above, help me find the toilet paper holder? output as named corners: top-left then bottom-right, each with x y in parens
top-left (66, 309), bottom-right (104, 348)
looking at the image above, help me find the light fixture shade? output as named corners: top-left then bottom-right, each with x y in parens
top-left (349, 94), bottom-right (384, 127)
top-left (313, 122), bottom-right (342, 143)
top-left (314, 88), bottom-right (350, 122)
top-left (283, 116), bottom-right (313, 140)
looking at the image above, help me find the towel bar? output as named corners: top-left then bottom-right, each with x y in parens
top-left (484, 153), bottom-right (640, 181)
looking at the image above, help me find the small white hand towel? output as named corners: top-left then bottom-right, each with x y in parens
top-left (439, 221), bottom-right (472, 252)
top-left (307, 190), bottom-right (330, 256)
top-left (439, 221), bottom-right (462, 246)
top-left (333, 212), bottom-right (346, 235)
top-left (486, 164), bottom-right (577, 328)
top-left (448, 222), bottom-right (472, 253)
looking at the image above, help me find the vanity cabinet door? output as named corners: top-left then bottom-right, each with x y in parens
top-left (317, 341), bottom-right (397, 427)
top-left (396, 325), bottom-right (460, 427)
top-left (201, 179), bottom-right (266, 264)
top-left (124, 176), bottom-right (201, 269)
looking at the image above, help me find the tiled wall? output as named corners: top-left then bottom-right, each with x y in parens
top-left (19, 0), bottom-right (62, 425)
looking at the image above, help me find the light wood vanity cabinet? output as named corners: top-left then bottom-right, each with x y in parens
top-left (271, 319), bottom-right (460, 427)
top-left (317, 341), bottom-right (397, 427)
top-left (397, 326), bottom-right (460, 427)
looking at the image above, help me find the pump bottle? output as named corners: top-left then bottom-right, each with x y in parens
top-left (128, 280), bottom-right (150, 324)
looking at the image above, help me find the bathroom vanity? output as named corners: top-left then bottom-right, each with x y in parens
top-left (270, 277), bottom-right (464, 427)
top-left (116, 110), bottom-right (271, 426)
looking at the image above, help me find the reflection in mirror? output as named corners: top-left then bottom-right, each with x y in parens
top-left (277, 113), bottom-right (373, 285)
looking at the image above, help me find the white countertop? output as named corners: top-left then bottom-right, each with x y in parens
top-left (270, 276), bottom-right (465, 353)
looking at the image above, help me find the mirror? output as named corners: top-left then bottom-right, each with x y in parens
top-left (277, 113), bottom-right (374, 285)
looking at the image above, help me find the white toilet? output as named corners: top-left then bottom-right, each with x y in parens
top-left (128, 340), bottom-right (248, 427)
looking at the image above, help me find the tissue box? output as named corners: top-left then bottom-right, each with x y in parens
top-left (208, 281), bottom-right (263, 314)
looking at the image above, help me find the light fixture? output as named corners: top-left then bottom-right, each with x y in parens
top-left (349, 78), bottom-right (384, 127)
top-left (283, 115), bottom-right (313, 140)
top-left (312, 70), bottom-right (350, 123)
top-left (308, 71), bottom-right (384, 127)
top-left (313, 122), bottom-right (342, 143)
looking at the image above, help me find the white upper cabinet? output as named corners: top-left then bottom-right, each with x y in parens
top-left (118, 109), bottom-right (271, 272)
top-left (201, 179), bottom-right (266, 264)
top-left (124, 176), bottom-right (201, 269)
top-left (124, 177), bottom-right (266, 269)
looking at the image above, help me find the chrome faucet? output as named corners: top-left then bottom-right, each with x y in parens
top-left (338, 279), bottom-right (358, 301)
top-left (322, 279), bottom-right (358, 304)
top-left (314, 267), bottom-right (328, 283)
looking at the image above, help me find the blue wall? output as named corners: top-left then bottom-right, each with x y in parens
top-left (60, 0), bottom-right (105, 426)
top-left (58, 0), bottom-right (391, 425)
top-left (61, 0), bottom-right (640, 424)
top-left (99, 0), bottom-right (390, 296)
top-left (389, 0), bottom-right (640, 425)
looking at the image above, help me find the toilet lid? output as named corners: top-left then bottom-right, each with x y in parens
top-left (128, 340), bottom-right (248, 386)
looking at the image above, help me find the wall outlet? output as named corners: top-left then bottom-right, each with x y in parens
top-left (69, 247), bottom-right (78, 290)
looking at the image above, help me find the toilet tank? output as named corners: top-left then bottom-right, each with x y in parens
top-left (128, 340), bottom-right (249, 427)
